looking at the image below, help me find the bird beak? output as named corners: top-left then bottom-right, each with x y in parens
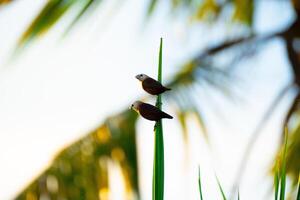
top-left (129, 105), bottom-right (133, 110)
top-left (135, 75), bottom-right (139, 80)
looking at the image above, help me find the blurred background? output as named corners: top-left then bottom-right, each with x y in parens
top-left (0, 0), bottom-right (299, 199)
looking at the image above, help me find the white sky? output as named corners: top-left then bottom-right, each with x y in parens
top-left (0, 0), bottom-right (297, 200)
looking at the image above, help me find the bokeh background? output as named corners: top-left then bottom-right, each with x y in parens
top-left (0, 0), bottom-right (299, 200)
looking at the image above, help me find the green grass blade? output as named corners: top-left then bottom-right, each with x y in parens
top-left (152, 38), bottom-right (164, 200)
top-left (279, 128), bottom-right (288, 200)
top-left (274, 165), bottom-right (280, 200)
top-left (198, 166), bottom-right (204, 200)
top-left (215, 175), bottom-right (227, 200)
top-left (296, 173), bottom-right (300, 200)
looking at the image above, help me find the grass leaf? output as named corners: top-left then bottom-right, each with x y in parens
top-left (215, 174), bottom-right (227, 200)
top-left (198, 166), bottom-right (204, 200)
top-left (152, 38), bottom-right (164, 200)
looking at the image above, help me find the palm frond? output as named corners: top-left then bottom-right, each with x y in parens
top-left (17, 0), bottom-right (76, 48)
top-left (16, 0), bottom-right (105, 51)
top-left (15, 109), bottom-right (139, 200)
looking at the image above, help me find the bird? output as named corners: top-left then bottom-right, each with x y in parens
top-left (135, 74), bottom-right (171, 95)
top-left (130, 101), bottom-right (173, 121)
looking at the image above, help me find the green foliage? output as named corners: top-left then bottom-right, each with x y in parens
top-left (147, 0), bottom-right (158, 17)
top-left (146, 0), bottom-right (255, 26)
top-left (16, 0), bottom-right (103, 49)
top-left (232, 0), bottom-right (254, 26)
top-left (18, 0), bottom-right (75, 48)
top-left (285, 122), bottom-right (300, 186)
top-left (11, 0), bottom-right (257, 50)
top-left (194, 0), bottom-right (221, 21)
top-left (153, 38), bottom-right (164, 200)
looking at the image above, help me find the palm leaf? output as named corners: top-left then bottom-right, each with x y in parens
top-left (17, 0), bottom-right (76, 48)
top-left (14, 110), bottom-right (139, 200)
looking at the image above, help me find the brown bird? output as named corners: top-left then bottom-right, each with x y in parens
top-left (135, 74), bottom-right (171, 95)
top-left (130, 101), bottom-right (173, 121)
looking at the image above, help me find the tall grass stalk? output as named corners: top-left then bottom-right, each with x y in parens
top-left (152, 38), bottom-right (164, 200)
top-left (215, 175), bottom-right (227, 200)
top-left (198, 166), bottom-right (204, 200)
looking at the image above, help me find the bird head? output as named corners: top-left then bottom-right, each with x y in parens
top-left (130, 101), bottom-right (143, 112)
top-left (135, 74), bottom-right (149, 81)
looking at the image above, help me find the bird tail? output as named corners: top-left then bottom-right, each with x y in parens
top-left (163, 112), bottom-right (173, 119)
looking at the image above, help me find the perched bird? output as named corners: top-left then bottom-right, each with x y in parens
top-left (135, 74), bottom-right (171, 95)
top-left (130, 101), bottom-right (173, 121)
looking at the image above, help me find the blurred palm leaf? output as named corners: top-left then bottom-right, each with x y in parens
top-left (193, 0), bottom-right (221, 21)
top-left (15, 109), bottom-right (139, 200)
top-left (12, 0), bottom-right (257, 50)
top-left (16, 0), bottom-right (104, 49)
top-left (285, 119), bottom-right (300, 186)
top-left (232, 0), bottom-right (254, 26)
top-left (18, 0), bottom-right (75, 48)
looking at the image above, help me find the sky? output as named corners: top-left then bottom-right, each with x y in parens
top-left (0, 0), bottom-right (297, 200)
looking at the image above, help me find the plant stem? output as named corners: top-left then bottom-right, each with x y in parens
top-left (152, 38), bottom-right (164, 200)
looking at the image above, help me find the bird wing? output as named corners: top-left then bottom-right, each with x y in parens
top-left (143, 78), bottom-right (164, 90)
top-left (139, 103), bottom-right (173, 121)
top-left (139, 103), bottom-right (162, 121)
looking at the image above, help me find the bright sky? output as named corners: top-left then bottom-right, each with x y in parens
top-left (0, 0), bottom-right (296, 200)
